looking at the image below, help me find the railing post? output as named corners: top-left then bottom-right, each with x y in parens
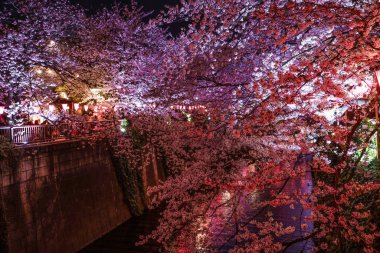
top-left (10, 127), bottom-right (14, 143)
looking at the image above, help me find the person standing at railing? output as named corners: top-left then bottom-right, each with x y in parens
top-left (25, 119), bottom-right (33, 125)
top-left (0, 116), bottom-right (7, 126)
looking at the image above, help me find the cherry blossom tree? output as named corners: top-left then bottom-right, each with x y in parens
top-left (0, 0), bottom-right (162, 123)
top-left (1, 0), bottom-right (380, 252)
top-left (132, 0), bottom-right (380, 252)
top-left (0, 0), bottom-right (87, 123)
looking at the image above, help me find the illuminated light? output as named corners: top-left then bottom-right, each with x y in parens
top-left (62, 104), bottom-right (69, 111)
top-left (120, 119), bottom-right (128, 133)
top-left (0, 105), bottom-right (4, 114)
top-left (46, 69), bottom-right (55, 75)
top-left (48, 40), bottom-right (56, 47)
top-left (49, 105), bottom-right (55, 112)
top-left (94, 106), bottom-right (98, 113)
top-left (59, 92), bottom-right (68, 99)
top-left (84, 105), bottom-right (89, 111)
top-left (35, 68), bottom-right (43, 74)
top-left (74, 103), bottom-right (80, 111)
top-left (222, 191), bottom-right (231, 201)
top-left (75, 73), bottom-right (80, 78)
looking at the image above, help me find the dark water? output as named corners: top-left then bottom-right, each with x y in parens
top-left (80, 163), bottom-right (313, 253)
top-left (203, 162), bottom-right (314, 253)
top-left (78, 208), bottom-right (161, 253)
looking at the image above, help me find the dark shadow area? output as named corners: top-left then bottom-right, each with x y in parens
top-left (78, 208), bottom-right (161, 253)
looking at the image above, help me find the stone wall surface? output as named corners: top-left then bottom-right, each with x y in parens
top-left (0, 140), bottom-right (134, 253)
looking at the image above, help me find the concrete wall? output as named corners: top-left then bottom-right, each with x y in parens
top-left (0, 140), bottom-right (138, 253)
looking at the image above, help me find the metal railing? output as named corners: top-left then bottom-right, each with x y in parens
top-left (0, 120), bottom-right (116, 145)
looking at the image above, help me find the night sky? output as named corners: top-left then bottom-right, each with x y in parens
top-left (71, 0), bottom-right (180, 14)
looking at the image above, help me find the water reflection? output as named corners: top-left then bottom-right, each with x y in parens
top-left (195, 162), bottom-right (314, 252)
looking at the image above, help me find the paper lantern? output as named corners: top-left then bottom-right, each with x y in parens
top-left (62, 104), bottom-right (69, 111)
top-left (74, 103), bottom-right (80, 111)
top-left (84, 105), bottom-right (89, 111)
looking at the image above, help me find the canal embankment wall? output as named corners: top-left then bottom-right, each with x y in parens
top-left (0, 140), bottom-right (165, 253)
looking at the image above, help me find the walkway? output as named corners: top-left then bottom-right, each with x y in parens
top-left (0, 120), bottom-right (116, 145)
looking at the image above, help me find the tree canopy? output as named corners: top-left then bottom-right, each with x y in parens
top-left (1, 0), bottom-right (380, 252)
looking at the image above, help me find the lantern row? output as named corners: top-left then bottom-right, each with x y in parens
top-left (170, 105), bottom-right (206, 111)
top-left (0, 104), bottom-right (109, 115)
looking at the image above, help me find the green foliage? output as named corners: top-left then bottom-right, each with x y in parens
top-left (0, 136), bottom-right (14, 162)
top-left (120, 119), bottom-right (129, 134)
top-left (111, 154), bottom-right (147, 216)
top-left (109, 124), bottom-right (148, 216)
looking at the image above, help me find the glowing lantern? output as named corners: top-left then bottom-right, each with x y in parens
top-left (62, 104), bottom-right (69, 111)
top-left (74, 103), bottom-right (80, 111)
top-left (49, 105), bottom-right (55, 112)
top-left (94, 106), bottom-right (98, 113)
top-left (0, 105), bottom-right (4, 114)
top-left (59, 92), bottom-right (68, 99)
top-left (84, 105), bottom-right (89, 111)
